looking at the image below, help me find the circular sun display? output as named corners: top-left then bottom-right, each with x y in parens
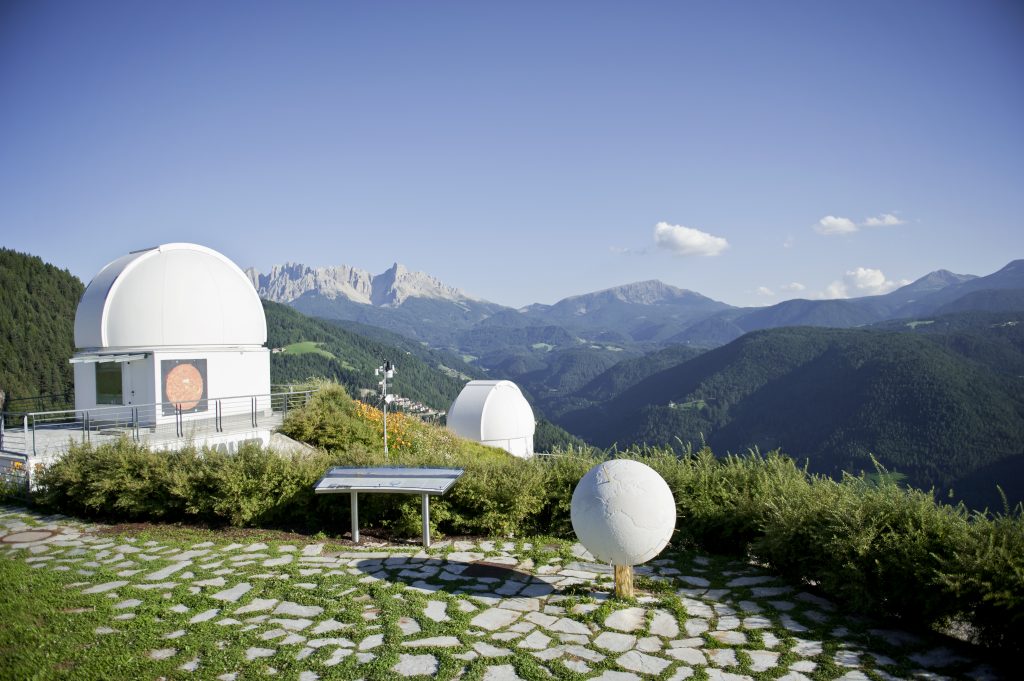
top-left (164, 363), bottom-right (204, 410)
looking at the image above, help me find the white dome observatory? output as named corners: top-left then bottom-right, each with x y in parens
top-left (74, 242), bottom-right (266, 350)
top-left (447, 380), bottom-right (536, 458)
top-left (70, 243), bottom-right (270, 446)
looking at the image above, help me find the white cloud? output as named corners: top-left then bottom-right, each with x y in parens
top-left (816, 267), bottom-right (910, 299)
top-left (653, 221), bottom-right (729, 257)
top-left (845, 267), bottom-right (888, 293)
top-left (783, 235), bottom-right (795, 249)
top-left (820, 280), bottom-right (849, 299)
top-left (862, 213), bottom-right (906, 227)
top-left (756, 286), bottom-right (774, 297)
top-left (844, 267), bottom-right (909, 295)
top-left (815, 215), bottom-right (858, 235)
top-left (610, 246), bottom-right (647, 256)
top-left (781, 282), bottom-right (806, 292)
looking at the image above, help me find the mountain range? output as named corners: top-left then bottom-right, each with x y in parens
top-left (249, 259), bottom-right (1024, 349)
top-left (248, 259), bottom-right (1024, 400)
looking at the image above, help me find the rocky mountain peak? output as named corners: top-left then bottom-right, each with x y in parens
top-left (249, 261), bottom-right (476, 308)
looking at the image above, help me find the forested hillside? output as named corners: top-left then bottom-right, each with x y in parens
top-left (264, 301), bottom-right (472, 410)
top-left (541, 344), bottom-right (706, 419)
top-left (557, 317), bottom-right (1024, 508)
top-left (331, 320), bottom-right (484, 382)
top-left (0, 248), bottom-right (84, 410)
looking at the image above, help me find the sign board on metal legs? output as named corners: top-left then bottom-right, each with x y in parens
top-left (313, 466), bottom-right (465, 548)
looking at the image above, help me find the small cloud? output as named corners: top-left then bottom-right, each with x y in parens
top-left (820, 280), bottom-right (849, 299)
top-left (783, 235), bottom-right (795, 249)
top-left (845, 266), bottom-right (907, 295)
top-left (862, 213), bottom-right (906, 227)
top-left (653, 221), bottom-right (729, 257)
top-left (781, 282), bottom-right (806, 292)
top-left (815, 215), bottom-right (858, 235)
top-left (815, 267), bottom-right (910, 299)
top-left (610, 246), bottom-right (647, 256)
top-left (756, 286), bottom-right (774, 297)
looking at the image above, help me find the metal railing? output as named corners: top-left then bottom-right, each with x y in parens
top-left (0, 392), bottom-right (74, 413)
top-left (0, 390), bottom-right (315, 464)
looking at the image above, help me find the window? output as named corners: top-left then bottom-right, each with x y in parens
top-left (95, 362), bottom-right (123, 405)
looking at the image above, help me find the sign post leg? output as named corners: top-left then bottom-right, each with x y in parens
top-left (351, 492), bottom-right (359, 544)
top-left (422, 493), bottom-right (430, 549)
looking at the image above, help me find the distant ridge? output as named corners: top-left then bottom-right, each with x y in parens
top-left (246, 257), bottom-right (1024, 354)
top-left (522, 279), bottom-right (726, 311)
top-left (247, 261), bottom-right (509, 346)
top-left (247, 262), bottom-right (479, 308)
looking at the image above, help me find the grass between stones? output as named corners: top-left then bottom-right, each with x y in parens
top-left (0, 506), bottom-right (1004, 681)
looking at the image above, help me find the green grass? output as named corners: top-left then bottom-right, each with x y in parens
top-left (669, 399), bottom-right (707, 411)
top-left (283, 341), bottom-right (337, 360)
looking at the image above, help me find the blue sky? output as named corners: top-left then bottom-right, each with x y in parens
top-left (1, 1), bottom-right (1022, 308)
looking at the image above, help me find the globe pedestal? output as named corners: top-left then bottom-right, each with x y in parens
top-left (614, 564), bottom-right (634, 598)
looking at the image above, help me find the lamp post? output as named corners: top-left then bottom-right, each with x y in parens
top-left (375, 361), bottom-right (395, 457)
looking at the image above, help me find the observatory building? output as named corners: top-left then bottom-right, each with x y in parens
top-left (446, 380), bottom-right (536, 458)
top-left (70, 243), bottom-right (271, 448)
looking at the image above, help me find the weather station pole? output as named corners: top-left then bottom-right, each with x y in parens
top-left (375, 360), bottom-right (395, 459)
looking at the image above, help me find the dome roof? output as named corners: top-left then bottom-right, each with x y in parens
top-left (447, 380), bottom-right (535, 443)
top-left (74, 243), bottom-right (266, 350)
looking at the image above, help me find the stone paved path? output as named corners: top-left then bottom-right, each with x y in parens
top-left (0, 506), bottom-right (1002, 680)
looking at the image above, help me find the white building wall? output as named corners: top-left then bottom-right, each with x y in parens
top-left (73, 362), bottom-right (96, 412)
top-left (148, 347), bottom-right (270, 426)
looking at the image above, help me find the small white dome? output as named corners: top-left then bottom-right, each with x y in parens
top-left (447, 380), bottom-right (535, 457)
top-left (74, 243), bottom-right (266, 349)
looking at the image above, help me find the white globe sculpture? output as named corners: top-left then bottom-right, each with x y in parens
top-left (571, 459), bottom-right (676, 596)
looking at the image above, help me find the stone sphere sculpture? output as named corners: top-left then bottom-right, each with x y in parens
top-left (571, 459), bottom-right (676, 567)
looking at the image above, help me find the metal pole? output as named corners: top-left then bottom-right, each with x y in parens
top-left (422, 493), bottom-right (430, 549)
top-left (383, 395), bottom-right (388, 457)
top-left (350, 492), bottom-right (359, 544)
top-left (24, 415), bottom-right (34, 491)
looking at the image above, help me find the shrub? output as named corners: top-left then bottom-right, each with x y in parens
top-left (941, 509), bottom-right (1024, 651)
top-left (34, 437), bottom-right (186, 520)
top-left (446, 455), bottom-right (548, 537)
top-left (278, 382), bottom-right (379, 452)
top-left (531, 448), bottom-right (595, 536)
top-left (753, 470), bottom-right (972, 623)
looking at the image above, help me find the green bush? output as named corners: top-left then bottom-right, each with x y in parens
top-left (941, 510), bottom-right (1024, 650)
top-left (278, 382), bottom-right (379, 452)
top-left (445, 455), bottom-right (548, 537)
top-left (753, 471), bottom-right (972, 623)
